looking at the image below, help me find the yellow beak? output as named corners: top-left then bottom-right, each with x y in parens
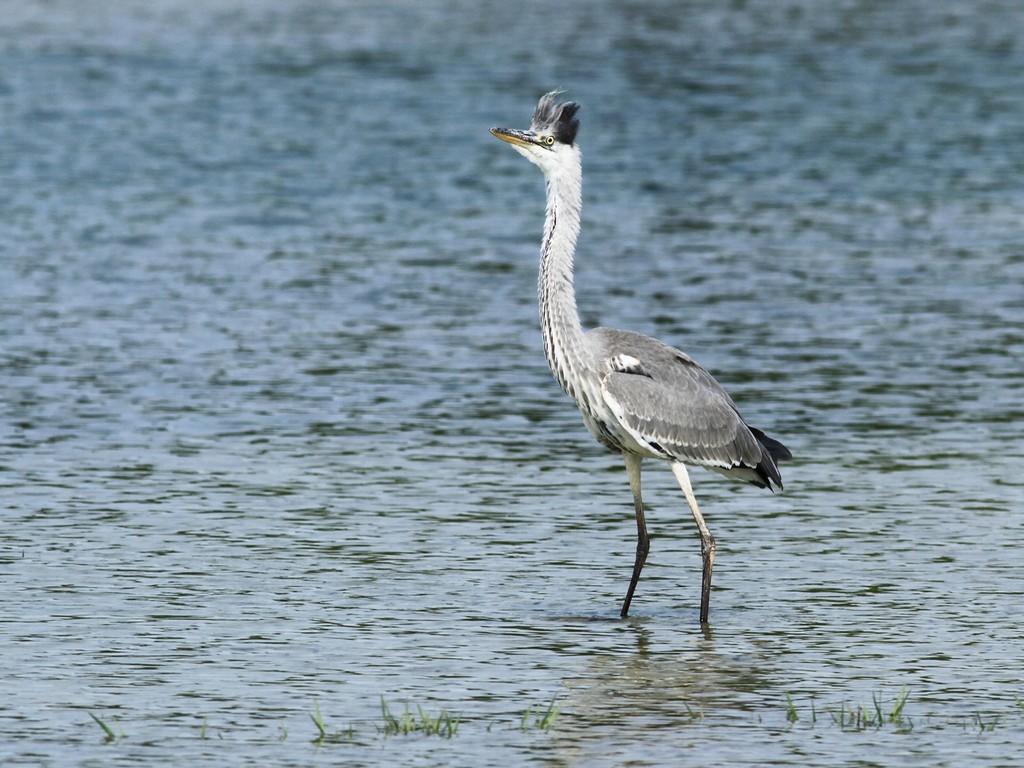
top-left (489, 127), bottom-right (537, 148)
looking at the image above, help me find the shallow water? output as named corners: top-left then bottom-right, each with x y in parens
top-left (2, 0), bottom-right (1024, 765)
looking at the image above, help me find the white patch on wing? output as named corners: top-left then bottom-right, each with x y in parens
top-left (608, 353), bottom-right (645, 375)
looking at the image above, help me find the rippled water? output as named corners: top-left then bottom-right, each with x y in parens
top-left (3, 1), bottom-right (1024, 765)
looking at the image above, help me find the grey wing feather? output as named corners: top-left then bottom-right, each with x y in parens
top-left (593, 328), bottom-right (772, 479)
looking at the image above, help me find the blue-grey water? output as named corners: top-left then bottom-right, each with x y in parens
top-left (3, 0), bottom-right (1023, 765)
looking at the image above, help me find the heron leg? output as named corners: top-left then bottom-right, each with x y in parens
top-left (620, 452), bottom-right (648, 618)
top-left (671, 462), bottom-right (716, 624)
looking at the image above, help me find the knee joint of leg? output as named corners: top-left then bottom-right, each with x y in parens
top-left (701, 534), bottom-right (716, 557)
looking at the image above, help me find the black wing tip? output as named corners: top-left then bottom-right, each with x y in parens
top-left (749, 427), bottom-right (791, 491)
top-left (752, 464), bottom-right (783, 492)
top-left (750, 427), bottom-right (792, 462)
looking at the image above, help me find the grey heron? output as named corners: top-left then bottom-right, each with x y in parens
top-left (490, 92), bottom-right (792, 624)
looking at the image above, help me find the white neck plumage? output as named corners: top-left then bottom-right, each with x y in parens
top-left (537, 146), bottom-right (590, 402)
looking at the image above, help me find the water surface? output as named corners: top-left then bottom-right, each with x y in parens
top-left (2, 1), bottom-right (1023, 765)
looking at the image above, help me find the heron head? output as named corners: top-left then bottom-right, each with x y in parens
top-left (490, 91), bottom-right (580, 174)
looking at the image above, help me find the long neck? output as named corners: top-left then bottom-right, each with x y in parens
top-left (538, 148), bottom-right (591, 400)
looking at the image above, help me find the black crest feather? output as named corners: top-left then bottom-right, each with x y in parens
top-left (531, 91), bottom-right (581, 146)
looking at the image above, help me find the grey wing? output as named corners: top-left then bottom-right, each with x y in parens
top-left (595, 330), bottom-right (778, 486)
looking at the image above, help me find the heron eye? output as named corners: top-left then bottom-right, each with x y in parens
top-left (543, 135), bottom-right (555, 146)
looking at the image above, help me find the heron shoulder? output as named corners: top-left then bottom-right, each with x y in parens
top-left (587, 327), bottom-right (714, 389)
